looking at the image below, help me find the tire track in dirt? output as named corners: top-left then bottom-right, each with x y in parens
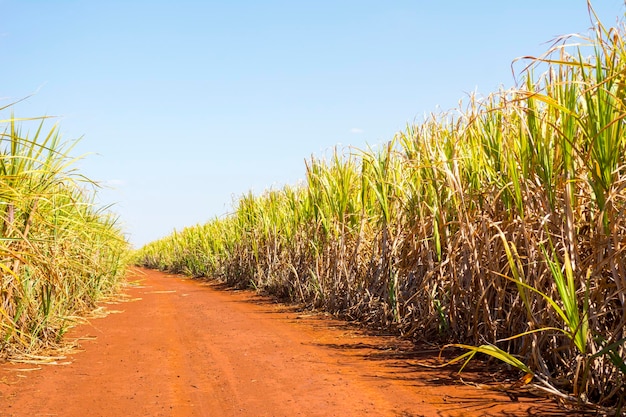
top-left (0, 268), bottom-right (560, 416)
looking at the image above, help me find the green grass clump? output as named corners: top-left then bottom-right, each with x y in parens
top-left (1, 106), bottom-right (129, 358)
top-left (135, 4), bottom-right (626, 411)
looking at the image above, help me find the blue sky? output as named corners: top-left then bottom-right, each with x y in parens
top-left (1, 1), bottom-right (624, 247)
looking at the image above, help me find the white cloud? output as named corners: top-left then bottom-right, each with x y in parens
top-left (350, 128), bottom-right (364, 134)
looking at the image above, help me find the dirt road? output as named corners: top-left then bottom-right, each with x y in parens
top-left (0, 268), bottom-right (559, 416)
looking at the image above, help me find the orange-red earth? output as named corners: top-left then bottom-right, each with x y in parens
top-left (0, 268), bottom-right (561, 416)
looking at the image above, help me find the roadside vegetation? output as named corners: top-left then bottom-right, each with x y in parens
top-left (135, 5), bottom-right (625, 413)
top-left (1, 103), bottom-right (129, 359)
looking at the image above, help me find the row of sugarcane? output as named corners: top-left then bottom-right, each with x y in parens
top-left (0, 105), bottom-right (129, 359)
top-left (135, 10), bottom-right (625, 411)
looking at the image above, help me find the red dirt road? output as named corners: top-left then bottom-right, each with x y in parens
top-left (0, 268), bottom-right (559, 417)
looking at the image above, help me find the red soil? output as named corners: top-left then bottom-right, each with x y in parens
top-left (0, 268), bottom-right (561, 417)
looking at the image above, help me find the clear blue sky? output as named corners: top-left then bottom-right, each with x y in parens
top-left (2, 1), bottom-right (624, 247)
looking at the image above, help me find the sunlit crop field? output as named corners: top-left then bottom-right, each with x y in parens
top-left (0, 107), bottom-right (128, 358)
top-left (137, 8), bottom-right (625, 411)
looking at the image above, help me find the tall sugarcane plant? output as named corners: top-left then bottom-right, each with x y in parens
top-left (1, 104), bottom-right (128, 357)
top-left (135, 3), bottom-right (626, 410)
